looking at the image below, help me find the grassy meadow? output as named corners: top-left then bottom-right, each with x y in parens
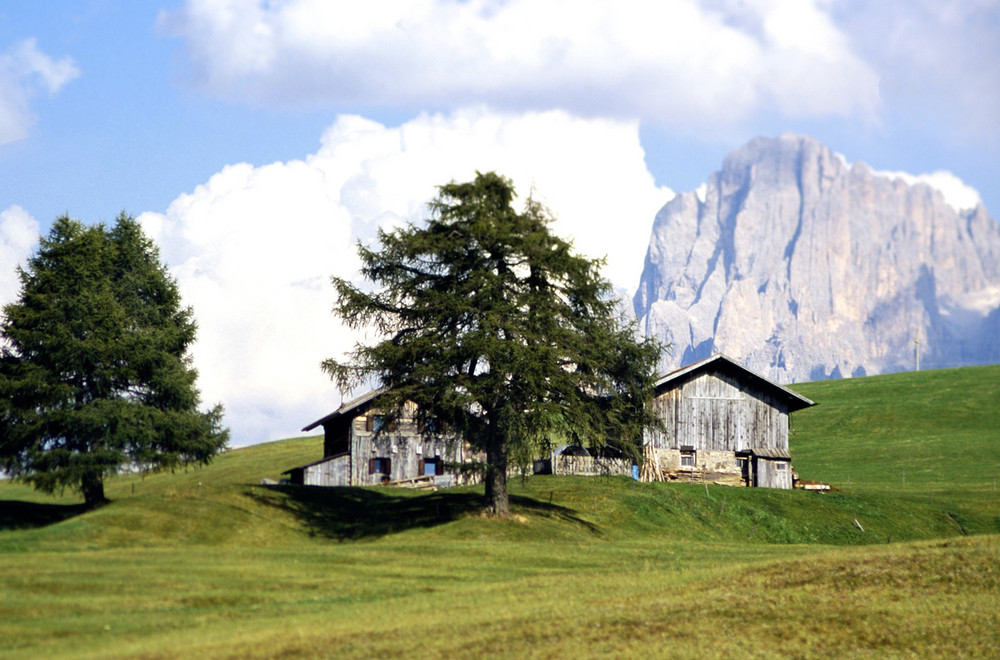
top-left (1, 365), bottom-right (998, 658)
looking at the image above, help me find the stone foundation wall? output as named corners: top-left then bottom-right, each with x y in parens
top-left (642, 447), bottom-right (744, 485)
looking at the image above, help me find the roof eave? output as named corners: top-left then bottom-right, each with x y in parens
top-left (301, 388), bottom-right (386, 431)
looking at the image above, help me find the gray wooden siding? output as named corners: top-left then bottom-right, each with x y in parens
top-left (348, 412), bottom-right (468, 486)
top-left (755, 458), bottom-right (792, 489)
top-left (302, 454), bottom-right (351, 486)
top-left (647, 371), bottom-right (790, 452)
top-left (552, 455), bottom-right (631, 477)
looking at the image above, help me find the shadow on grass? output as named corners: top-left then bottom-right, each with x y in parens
top-left (247, 485), bottom-right (601, 541)
top-left (0, 500), bottom-right (89, 531)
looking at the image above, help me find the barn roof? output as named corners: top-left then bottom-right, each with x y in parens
top-left (653, 354), bottom-right (815, 413)
top-left (553, 444), bottom-right (590, 457)
top-left (736, 447), bottom-right (793, 459)
top-left (302, 388), bottom-right (385, 432)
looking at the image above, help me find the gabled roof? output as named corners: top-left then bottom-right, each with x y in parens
top-left (653, 354), bottom-right (815, 413)
top-left (301, 388), bottom-right (385, 432)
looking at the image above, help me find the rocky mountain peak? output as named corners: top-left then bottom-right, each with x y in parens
top-left (634, 134), bottom-right (1000, 383)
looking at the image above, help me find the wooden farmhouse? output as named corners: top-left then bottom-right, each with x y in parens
top-left (642, 354), bottom-right (815, 488)
top-left (284, 390), bottom-right (479, 488)
top-left (288, 354), bottom-right (814, 490)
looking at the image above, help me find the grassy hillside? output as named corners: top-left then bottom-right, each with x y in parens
top-left (788, 364), bottom-right (1000, 537)
top-left (790, 364), bottom-right (1000, 492)
top-left (1, 365), bottom-right (998, 658)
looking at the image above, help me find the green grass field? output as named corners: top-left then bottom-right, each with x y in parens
top-left (2, 366), bottom-right (998, 658)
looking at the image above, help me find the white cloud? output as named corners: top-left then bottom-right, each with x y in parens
top-left (873, 169), bottom-right (983, 213)
top-left (160, 0), bottom-right (880, 124)
top-left (0, 39), bottom-right (80, 145)
top-left (140, 107), bottom-right (672, 445)
top-left (0, 206), bottom-right (39, 303)
top-left (835, 0), bottom-right (1000, 143)
top-left (835, 145), bottom-right (984, 212)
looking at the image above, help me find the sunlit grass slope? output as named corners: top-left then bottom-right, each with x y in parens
top-left (790, 364), bottom-right (999, 492)
top-left (3, 533), bottom-right (996, 659)
top-left (0, 435), bottom-right (323, 552)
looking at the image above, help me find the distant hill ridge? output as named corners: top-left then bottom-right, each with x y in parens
top-left (634, 133), bottom-right (1000, 382)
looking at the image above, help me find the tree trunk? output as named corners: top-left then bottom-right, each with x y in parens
top-left (484, 429), bottom-right (510, 517)
top-left (81, 472), bottom-right (108, 509)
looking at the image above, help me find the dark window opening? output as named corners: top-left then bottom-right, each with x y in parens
top-left (680, 449), bottom-right (696, 467)
top-left (324, 428), bottom-right (349, 457)
top-left (369, 457), bottom-right (391, 476)
top-left (366, 414), bottom-right (398, 433)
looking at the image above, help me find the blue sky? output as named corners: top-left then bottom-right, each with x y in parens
top-left (2, 0), bottom-right (998, 445)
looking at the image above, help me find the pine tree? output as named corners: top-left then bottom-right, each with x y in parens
top-left (0, 213), bottom-right (229, 507)
top-left (324, 172), bottom-right (661, 515)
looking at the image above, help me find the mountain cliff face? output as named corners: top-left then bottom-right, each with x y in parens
top-left (634, 134), bottom-right (1000, 383)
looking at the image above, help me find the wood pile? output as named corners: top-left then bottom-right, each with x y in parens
top-left (386, 475), bottom-right (438, 490)
top-left (793, 480), bottom-right (832, 492)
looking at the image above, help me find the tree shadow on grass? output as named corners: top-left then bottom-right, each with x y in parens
top-left (247, 485), bottom-right (601, 541)
top-left (0, 500), bottom-right (89, 531)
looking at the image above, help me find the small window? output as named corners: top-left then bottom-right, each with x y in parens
top-left (422, 457), bottom-right (441, 476)
top-left (775, 462), bottom-right (787, 471)
top-left (365, 414), bottom-right (398, 433)
top-left (369, 457), bottom-right (391, 475)
top-left (680, 450), bottom-right (696, 467)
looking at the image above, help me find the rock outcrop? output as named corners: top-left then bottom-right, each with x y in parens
top-left (634, 134), bottom-right (1000, 382)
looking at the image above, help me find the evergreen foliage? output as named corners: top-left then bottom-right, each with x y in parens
top-left (0, 213), bottom-right (229, 507)
top-left (324, 172), bottom-right (662, 515)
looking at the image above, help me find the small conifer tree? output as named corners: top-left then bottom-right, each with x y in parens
top-left (0, 213), bottom-right (228, 507)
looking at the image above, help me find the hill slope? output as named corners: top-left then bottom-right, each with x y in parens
top-left (2, 365), bottom-right (998, 549)
top-left (790, 363), bottom-right (1000, 494)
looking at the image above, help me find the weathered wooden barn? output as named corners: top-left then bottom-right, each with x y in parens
top-left (532, 444), bottom-right (632, 477)
top-left (285, 390), bottom-right (478, 488)
top-left (289, 354), bottom-right (813, 490)
top-left (642, 354), bottom-right (815, 488)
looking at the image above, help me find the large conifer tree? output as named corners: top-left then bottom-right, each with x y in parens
top-left (324, 172), bottom-right (661, 515)
top-left (0, 213), bottom-right (228, 507)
